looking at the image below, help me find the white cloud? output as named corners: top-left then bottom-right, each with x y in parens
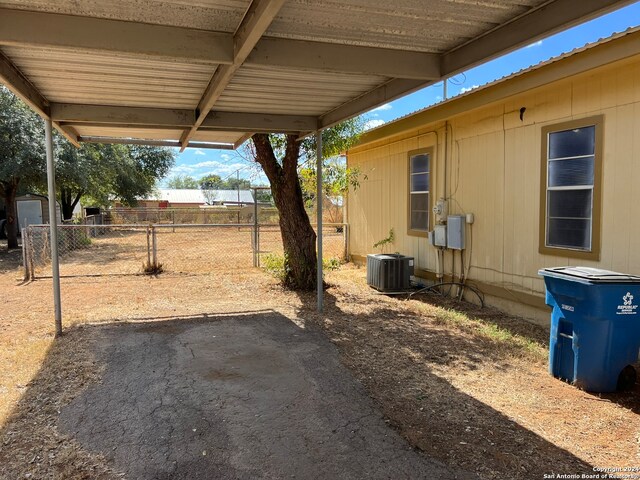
top-left (169, 165), bottom-right (196, 174)
top-left (364, 119), bottom-right (385, 131)
top-left (459, 85), bottom-right (480, 94)
top-left (193, 148), bottom-right (206, 156)
top-left (220, 153), bottom-right (231, 160)
top-left (191, 160), bottom-right (221, 169)
top-left (190, 160), bottom-right (245, 171)
top-left (371, 103), bottom-right (393, 112)
top-left (525, 40), bottom-right (543, 48)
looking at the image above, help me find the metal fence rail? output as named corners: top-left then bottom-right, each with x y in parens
top-left (108, 205), bottom-right (287, 226)
top-left (23, 223), bottom-right (348, 279)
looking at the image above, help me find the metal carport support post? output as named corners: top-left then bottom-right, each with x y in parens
top-left (316, 130), bottom-right (323, 313)
top-left (45, 118), bottom-right (62, 336)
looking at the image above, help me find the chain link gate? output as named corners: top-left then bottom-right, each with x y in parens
top-left (22, 222), bottom-right (348, 279)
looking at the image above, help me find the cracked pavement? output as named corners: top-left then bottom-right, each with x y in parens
top-left (59, 312), bottom-right (474, 479)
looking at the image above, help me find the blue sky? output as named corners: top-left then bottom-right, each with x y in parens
top-left (166, 1), bottom-right (640, 187)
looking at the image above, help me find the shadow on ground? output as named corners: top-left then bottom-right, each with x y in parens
top-left (292, 288), bottom-right (598, 479)
top-left (0, 241), bottom-right (23, 275)
top-left (0, 310), bottom-right (474, 480)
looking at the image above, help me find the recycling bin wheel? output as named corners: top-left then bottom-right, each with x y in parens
top-left (617, 365), bottom-right (637, 391)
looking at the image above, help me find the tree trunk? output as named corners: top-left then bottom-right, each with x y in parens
top-left (1, 178), bottom-right (20, 249)
top-left (60, 188), bottom-right (82, 220)
top-left (252, 133), bottom-right (317, 290)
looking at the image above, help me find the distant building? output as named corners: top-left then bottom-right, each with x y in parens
top-left (137, 189), bottom-right (255, 208)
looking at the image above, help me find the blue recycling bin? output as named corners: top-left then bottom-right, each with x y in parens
top-left (539, 267), bottom-right (640, 392)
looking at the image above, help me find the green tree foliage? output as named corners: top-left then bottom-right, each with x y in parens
top-left (54, 142), bottom-right (174, 219)
top-left (298, 158), bottom-right (365, 204)
top-left (1, 87), bottom-right (175, 240)
top-left (0, 86), bottom-right (46, 248)
top-left (108, 145), bottom-right (174, 207)
top-left (199, 173), bottom-right (251, 191)
top-left (224, 177), bottom-right (251, 191)
top-left (199, 173), bottom-right (252, 204)
top-left (198, 174), bottom-right (223, 190)
top-left (165, 174), bottom-right (199, 189)
top-left (54, 142), bottom-right (109, 219)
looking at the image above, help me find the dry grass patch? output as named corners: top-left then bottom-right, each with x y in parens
top-left (288, 265), bottom-right (640, 479)
top-left (0, 328), bottom-right (118, 479)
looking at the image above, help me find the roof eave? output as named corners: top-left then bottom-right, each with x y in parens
top-left (352, 26), bottom-right (640, 150)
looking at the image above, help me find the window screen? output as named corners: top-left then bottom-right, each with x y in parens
top-left (546, 125), bottom-right (595, 250)
top-left (409, 152), bottom-right (429, 231)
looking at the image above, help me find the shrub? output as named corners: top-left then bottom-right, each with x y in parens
top-left (262, 253), bottom-right (341, 282)
top-left (142, 261), bottom-right (163, 275)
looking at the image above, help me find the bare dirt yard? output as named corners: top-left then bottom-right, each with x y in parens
top-left (0, 242), bottom-right (639, 479)
top-left (27, 225), bottom-right (346, 277)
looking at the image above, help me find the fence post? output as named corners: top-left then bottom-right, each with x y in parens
top-left (28, 226), bottom-right (35, 280)
top-left (253, 188), bottom-right (258, 267)
top-left (21, 228), bottom-right (28, 280)
top-left (343, 223), bottom-right (348, 260)
top-left (146, 225), bottom-right (151, 268)
top-left (152, 225), bottom-right (158, 268)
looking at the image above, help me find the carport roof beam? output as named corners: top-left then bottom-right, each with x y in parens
top-left (78, 136), bottom-right (235, 149)
top-left (0, 52), bottom-right (80, 146)
top-left (0, 8), bottom-right (234, 64)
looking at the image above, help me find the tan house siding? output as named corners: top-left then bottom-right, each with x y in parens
top-left (347, 52), bottom-right (640, 321)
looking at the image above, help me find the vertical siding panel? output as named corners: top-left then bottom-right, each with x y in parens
top-left (572, 79), bottom-right (589, 116)
top-left (629, 102), bottom-right (640, 273)
top-left (599, 108), bottom-right (616, 270)
top-left (614, 67), bottom-right (634, 107)
top-left (503, 127), bottom-right (516, 291)
top-left (586, 75), bottom-right (603, 114)
top-left (599, 68), bottom-right (618, 110)
top-left (609, 104), bottom-right (633, 272)
top-left (523, 125), bottom-right (541, 291)
top-left (495, 129), bottom-right (505, 288)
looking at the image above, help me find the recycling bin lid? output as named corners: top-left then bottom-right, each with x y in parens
top-left (538, 266), bottom-right (640, 284)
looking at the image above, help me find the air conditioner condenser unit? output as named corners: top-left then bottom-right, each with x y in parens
top-left (367, 254), bottom-right (415, 292)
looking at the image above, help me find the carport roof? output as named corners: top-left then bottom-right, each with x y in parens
top-left (0, 0), bottom-right (634, 150)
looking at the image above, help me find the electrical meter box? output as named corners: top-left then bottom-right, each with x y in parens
top-left (429, 224), bottom-right (447, 247)
top-left (447, 215), bottom-right (466, 250)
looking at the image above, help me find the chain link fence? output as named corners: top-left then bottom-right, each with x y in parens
top-left (22, 222), bottom-right (348, 279)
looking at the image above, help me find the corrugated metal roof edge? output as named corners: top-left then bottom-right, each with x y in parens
top-left (353, 26), bottom-right (640, 149)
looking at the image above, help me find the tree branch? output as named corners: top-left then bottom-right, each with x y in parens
top-left (71, 190), bottom-right (83, 210)
top-left (252, 133), bottom-right (282, 185)
top-left (282, 134), bottom-right (301, 179)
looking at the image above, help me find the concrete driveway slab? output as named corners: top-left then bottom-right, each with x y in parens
top-left (59, 311), bottom-right (474, 479)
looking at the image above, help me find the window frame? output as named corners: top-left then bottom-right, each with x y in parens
top-left (407, 147), bottom-right (433, 237)
top-left (538, 115), bottom-right (603, 260)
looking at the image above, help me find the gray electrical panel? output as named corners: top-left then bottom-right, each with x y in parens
top-left (429, 224), bottom-right (447, 247)
top-left (447, 215), bottom-right (466, 250)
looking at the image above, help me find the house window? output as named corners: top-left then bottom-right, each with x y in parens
top-left (540, 116), bottom-right (602, 260)
top-left (408, 149), bottom-right (431, 235)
